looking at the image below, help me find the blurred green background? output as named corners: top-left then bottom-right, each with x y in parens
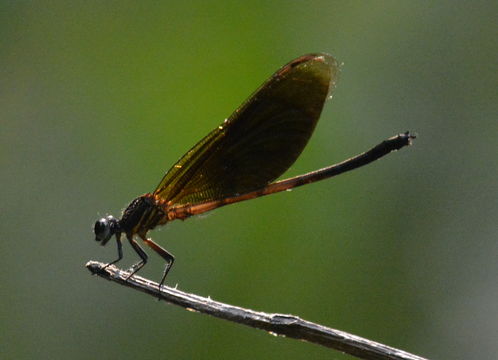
top-left (1, 1), bottom-right (496, 359)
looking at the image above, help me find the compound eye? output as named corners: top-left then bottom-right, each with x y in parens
top-left (94, 218), bottom-right (110, 241)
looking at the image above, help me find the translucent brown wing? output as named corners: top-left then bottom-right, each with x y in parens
top-left (153, 53), bottom-right (339, 206)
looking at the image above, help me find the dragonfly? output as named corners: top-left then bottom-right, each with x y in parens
top-left (94, 53), bottom-right (414, 289)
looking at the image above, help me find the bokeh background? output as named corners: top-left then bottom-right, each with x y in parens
top-left (1, 1), bottom-right (496, 359)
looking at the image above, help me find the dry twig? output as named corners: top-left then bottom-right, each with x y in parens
top-left (86, 261), bottom-right (428, 360)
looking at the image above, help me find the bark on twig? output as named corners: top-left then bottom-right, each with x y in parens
top-left (86, 261), bottom-right (428, 360)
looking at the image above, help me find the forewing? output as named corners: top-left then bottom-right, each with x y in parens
top-left (153, 53), bottom-right (339, 205)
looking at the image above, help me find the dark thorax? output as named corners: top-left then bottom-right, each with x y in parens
top-left (119, 194), bottom-right (167, 236)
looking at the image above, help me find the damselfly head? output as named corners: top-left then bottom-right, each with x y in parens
top-left (94, 215), bottom-right (119, 245)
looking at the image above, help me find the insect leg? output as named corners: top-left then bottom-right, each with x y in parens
top-left (141, 236), bottom-right (175, 290)
top-left (102, 233), bottom-right (123, 270)
top-left (125, 233), bottom-right (148, 280)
